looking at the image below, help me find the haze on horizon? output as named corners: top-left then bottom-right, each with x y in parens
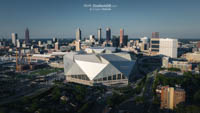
top-left (0, 0), bottom-right (200, 39)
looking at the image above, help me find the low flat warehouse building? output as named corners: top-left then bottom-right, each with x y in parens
top-left (64, 52), bottom-right (135, 86)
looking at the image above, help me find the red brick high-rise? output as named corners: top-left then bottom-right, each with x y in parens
top-left (197, 41), bottom-right (200, 48)
top-left (152, 32), bottom-right (159, 38)
top-left (120, 28), bottom-right (124, 46)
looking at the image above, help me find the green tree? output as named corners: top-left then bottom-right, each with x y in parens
top-left (22, 96), bottom-right (31, 104)
top-left (29, 99), bottom-right (39, 112)
top-left (78, 102), bottom-right (90, 113)
top-left (135, 96), bottom-right (144, 104)
top-left (186, 105), bottom-right (200, 113)
top-left (193, 90), bottom-right (200, 103)
top-left (52, 87), bottom-right (61, 101)
top-left (107, 92), bottom-right (124, 107)
top-left (175, 103), bottom-right (186, 113)
top-left (168, 67), bottom-right (181, 72)
top-left (0, 108), bottom-right (7, 113)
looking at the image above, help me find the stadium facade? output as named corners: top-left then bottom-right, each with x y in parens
top-left (64, 52), bottom-right (135, 86)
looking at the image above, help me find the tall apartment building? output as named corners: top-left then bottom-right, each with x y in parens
top-left (159, 38), bottom-right (178, 58)
top-left (160, 86), bottom-right (185, 110)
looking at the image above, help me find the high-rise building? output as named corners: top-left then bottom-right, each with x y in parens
top-left (25, 28), bottom-right (30, 44)
top-left (89, 35), bottom-right (95, 42)
top-left (38, 41), bottom-right (42, 47)
top-left (159, 38), bottom-right (178, 58)
top-left (123, 35), bottom-right (128, 46)
top-left (75, 40), bottom-right (81, 51)
top-left (120, 29), bottom-right (124, 46)
top-left (152, 32), bottom-right (159, 38)
top-left (22, 43), bottom-right (26, 48)
top-left (106, 28), bottom-right (111, 42)
top-left (76, 28), bottom-right (81, 41)
top-left (112, 35), bottom-right (120, 47)
top-left (89, 35), bottom-right (95, 40)
top-left (53, 37), bottom-right (57, 43)
top-left (98, 28), bottom-right (102, 42)
top-left (150, 32), bottom-right (159, 54)
top-left (55, 42), bottom-right (59, 51)
top-left (11, 33), bottom-right (18, 46)
top-left (140, 37), bottom-right (150, 51)
top-left (150, 38), bottom-right (159, 53)
top-left (16, 39), bottom-right (20, 48)
top-left (197, 41), bottom-right (200, 48)
top-left (160, 86), bottom-right (185, 110)
top-left (140, 37), bottom-right (149, 44)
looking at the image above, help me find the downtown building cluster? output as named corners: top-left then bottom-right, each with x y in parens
top-left (65, 27), bottom-right (136, 86)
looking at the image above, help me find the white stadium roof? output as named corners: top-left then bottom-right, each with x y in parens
top-left (64, 52), bottom-right (135, 80)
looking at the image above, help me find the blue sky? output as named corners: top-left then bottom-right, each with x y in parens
top-left (0, 0), bottom-right (200, 39)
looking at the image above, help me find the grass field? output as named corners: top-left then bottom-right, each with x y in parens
top-left (30, 68), bottom-right (63, 75)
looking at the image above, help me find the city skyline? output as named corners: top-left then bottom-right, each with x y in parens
top-left (1, 0), bottom-right (200, 112)
top-left (0, 0), bottom-right (200, 39)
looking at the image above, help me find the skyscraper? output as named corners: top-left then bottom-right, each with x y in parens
top-left (38, 41), bottom-right (42, 47)
top-left (98, 28), bottom-right (102, 42)
top-left (120, 28), bottom-right (124, 46)
top-left (123, 35), bottom-right (128, 46)
top-left (11, 33), bottom-right (18, 46)
top-left (16, 39), bottom-right (20, 48)
top-left (76, 28), bottom-right (81, 41)
top-left (106, 28), bottom-right (111, 42)
top-left (152, 32), bottom-right (159, 38)
top-left (25, 28), bottom-right (30, 44)
top-left (55, 42), bottom-right (59, 51)
top-left (53, 37), bottom-right (57, 43)
top-left (75, 40), bottom-right (81, 51)
top-left (159, 38), bottom-right (178, 58)
top-left (112, 35), bottom-right (119, 47)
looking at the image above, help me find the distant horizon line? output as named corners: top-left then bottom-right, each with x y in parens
top-left (1, 37), bottom-right (200, 40)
